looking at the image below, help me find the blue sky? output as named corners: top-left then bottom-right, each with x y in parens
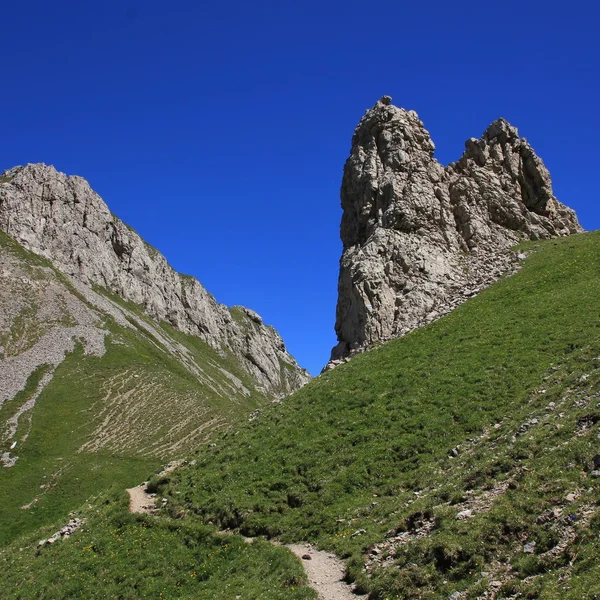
top-left (1, 1), bottom-right (598, 375)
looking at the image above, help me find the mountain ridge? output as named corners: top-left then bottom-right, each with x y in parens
top-left (0, 103), bottom-right (598, 599)
top-left (0, 163), bottom-right (309, 395)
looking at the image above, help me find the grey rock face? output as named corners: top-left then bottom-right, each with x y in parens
top-left (447, 118), bottom-right (581, 248)
top-left (0, 164), bottom-right (309, 396)
top-left (332, 100), bottom-right (582, 361)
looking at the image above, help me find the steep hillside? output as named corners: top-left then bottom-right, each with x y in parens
top-left (0, 175), bottom-right (308, 545)
top-left (2, 231), bottom-right (598, 599)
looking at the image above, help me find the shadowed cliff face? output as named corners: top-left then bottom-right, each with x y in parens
top-left (0, 164), bottom-right (310, 396)
top-left (331, 98), bottom-right (582, 362)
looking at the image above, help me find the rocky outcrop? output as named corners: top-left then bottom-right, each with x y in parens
top-left (331, 97), bottom-right (582, 362)
top-left (0, 164), bottom-right (309, 396)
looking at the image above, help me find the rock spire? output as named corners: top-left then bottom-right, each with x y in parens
top-left (331, 99), bottom-right (582, 362)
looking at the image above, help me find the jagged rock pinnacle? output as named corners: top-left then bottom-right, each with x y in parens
top-left (330, 100), bottom-right (582, 363)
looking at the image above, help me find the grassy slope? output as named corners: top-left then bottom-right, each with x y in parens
top-left (164, 231), bottom-right (600, 598)
top-left (0, 231), bottom-right (267, 547)
top-left (1, 231), bottom-right (599, 599)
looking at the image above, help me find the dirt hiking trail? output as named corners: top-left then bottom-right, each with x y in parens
top-left (127, 465), bottom-right (363, 599)
top-left (126, 460), bottom-right (182, 513)
top-left (126, 482), bottom-right (156, 514)
top-left (286, 543), bottom-right (364, 600)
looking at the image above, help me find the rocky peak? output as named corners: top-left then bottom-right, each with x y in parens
top-left (330, 98), bottom-right (582, 364)
top-left (341, 101), bottom-right (443, 247)
top-left (449, 115), bottom-right (578, 246)
top-left (0, 163), bottom-right (310, 396)
top-left (483, 117), bottom-right (520, 141)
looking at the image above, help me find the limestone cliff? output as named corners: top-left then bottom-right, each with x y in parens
top-left (0, 164), bottom-right (309, 396)
top-left (331, 97), bottom-right (582, 362)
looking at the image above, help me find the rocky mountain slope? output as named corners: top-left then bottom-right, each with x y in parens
top-left (0, 164), bottom-right (309, 396)
top-left (331, 97), bottom-right (582, 361)
top-left (0, 167), bottom-right (308, 545)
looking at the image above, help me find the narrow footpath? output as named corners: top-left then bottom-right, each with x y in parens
top-left (126, 475), bottom-right (363, 599)
top-left (126, 481), bottom-right (156, 514)
top-left (286, 543), bottom-right (364, 600)
top-left (125, 460), bottom-right (182, 513)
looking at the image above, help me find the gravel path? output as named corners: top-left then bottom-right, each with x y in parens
top-left (126, 482), bottom-right (157, 514)
top-left (286, 543), bottom-right (364, 600)
top-left (126, 460), bottom-right (183, 514)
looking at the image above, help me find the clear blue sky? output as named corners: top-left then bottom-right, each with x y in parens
top-left (1, 1), bottom-right (598, 375)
